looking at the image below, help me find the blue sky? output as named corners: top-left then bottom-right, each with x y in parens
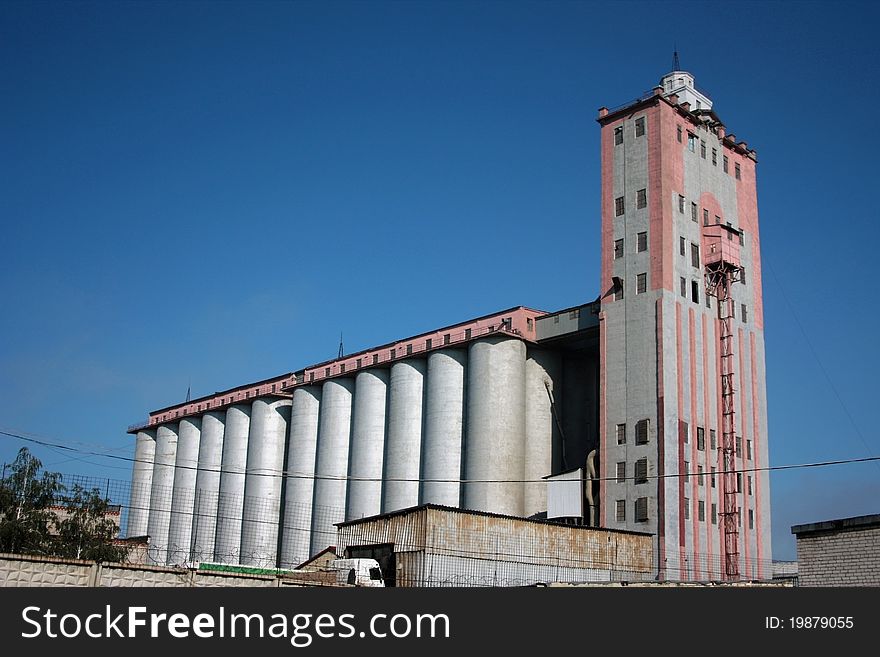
top-left (1, 0), bottom-right (878, 561)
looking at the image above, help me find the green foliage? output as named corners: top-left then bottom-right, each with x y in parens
top-left (0, 448), bottom-right (126, 562)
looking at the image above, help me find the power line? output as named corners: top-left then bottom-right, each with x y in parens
top-left (3, 427), bottom-right (880, 485)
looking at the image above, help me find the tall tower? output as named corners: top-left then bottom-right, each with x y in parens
top-left (597, 67), bottom-right (771, 580)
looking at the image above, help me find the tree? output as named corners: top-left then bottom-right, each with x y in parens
top-left (0, 448), bottom-right (62, 555)
top-left (0, 447), bottom-right (126, 562)
top-left (53, 485), bottom-right (127, 562)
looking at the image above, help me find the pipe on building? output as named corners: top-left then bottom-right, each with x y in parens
top-left (422, 349), bottom-right (466, 507)
top-left (383, 359), bottom-right (426, 513)
top-left (127, 429), bottom-right (156, 538)
top-left (146, 423), bottom-right (178, 565)
top-left (240, 398), bottom-right (291, 567)
top-left (346, 370), bottom-right (388, 521)
top-left (464, 336), bottom-right (527, 516)
top-left (310, 378), bottom-right (353, 556)
top-left (214, 403), bottom-right (250, 564)
top-left (279, 386), bottom-right (322, 569)
top-left (191, 410), bottom-right (225, 562)
top-left (167, 417), bottom-right (201, 565)
top-left (524, 349), bottom-right (562, 518)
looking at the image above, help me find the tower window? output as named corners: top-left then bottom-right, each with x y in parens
top-left (391, 348), bottom-right (397, 359)
top-left (684, 496), bottom-right (690, 519)
top-left (614, 279), bottom-right (624, 300)
top-left (723, 155), bottom-right (729, 173)
top-left (680, 236), bottom-right (686, 256)
top-left (635, 419), bottom-right (649, 445)
top-left (680, 277), bottom-right (687, 298)
top-left (691, 202), bottom-right (697, 222)
top-left (736, 436), bottom-right (743, 457)
top-left (700, 141), bottom-right (706, 158)
top-left (678, 195), bottom-right (685, 213)
top-left (614, 238), bottom-right (624, 259)
top-left (637, 188), bottom-right (647, 208)
top-left (711, 503), bottom-right (718, 524)
top-left (691, 243), bottom-right (700, 268)
top-left (616, 499), bottom-right (626, 522)
top-left (444, 333), bottom-right (451, 345)
top-left (426, 338), bottom-right (433, 349)
top-left (697, 427), bottom-right (705, 451)
top-left (637, 273), bottom-right (647, 294)
top-left (703, 208), bottom-right (709, 226)
top-left (748, 509), bottom-right (754, 529)
top-left (748, 475), bottom-right (753, 496)
top-left (616, 423), bottom-right (627, 445)
top-left (615, 196), bottom-right (625, 216)
top-left (677, 125), bottom-right (682, 142)
top-left (711, 467), bottom-right (716, 488)
top-left (635, 497), bottom-right (648, 522)
top-left (739, 231), bottom-right (745, 246)
top-left (635, 117), bottom-right (645, 137)
top-left (710, 429), bottom-right (717, 451)
top-left (741, 304), bottom-right (748, 323)
top-left (683, 461), bottom-right (689, 483)
top-left (698, 500), bottom-right (705, 522)
top-left (616, 461), bottom-right (626, 483)
top-left (692, 280), bottom-right (699, 303)
top-left (735, 162), bottom-right (741, 180)
top-left (712, 148), bottom-right (717, 165)
top-left (681, 420), bottom-right (689, 443)
top-left (614, 126), bottom-right (623, 145)
top-left (637, 231), bottom-right (647, 252)
top-left (687, 133), bottom-right (697, 152)
top-left (698, 465), bottom-right (704, 486)
top-left (737, 472), bottom-right (743, 493)
top-left (747, 439), bottom-right (753, 460)
top-left (634, 458), bottom-right (648, 484)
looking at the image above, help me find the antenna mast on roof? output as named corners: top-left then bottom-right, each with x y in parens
top-left (338, 332), bottom-right (344, 359)
top-left (672, 47), bottom-right (680, 71)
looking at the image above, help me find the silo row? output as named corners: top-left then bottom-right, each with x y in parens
top-left (129, 337), bottom-right (559, 569)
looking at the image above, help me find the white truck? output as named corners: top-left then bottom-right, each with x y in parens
top-left (329, 558), bottom-right (385, 587)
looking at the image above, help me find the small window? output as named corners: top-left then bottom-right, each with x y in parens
top-left (691, 280), bottom-right (699, 304)
top-left (426, 338), bottom-right (433, 349)
top-left (340, 363), bottom-right (346, 373)
top-left (748, 509), bottom-right (754, 530)
top-left (635, 497), bottom-right (648, 522)
top-left (706, 293), bottom-right (711, 309)
top-left (635, 117), bottom-right (645, 137)
top-left (391, 348), bottom-right (397, 359)
top-left (464, 328), bottom-right (471, 340)
top-left (697, 427), bottom-right (705, 451)
top-left (309, 372), bottom-right (315, 383)
top-left (406, 344), bottom-right (413, 355)
top-left (703, 208), bottom-right (709, 226)
top-left (370, 567), bottom-right (382, 581)
top-left (615, 196), bottom-right (625, 216)
top-left (712, 148), bottom-right (717, 166)
top-left (443, 333), bottom-right (451, 345)
top-left (747, 439), bottom-right (752, 461)
top-left (681, 420), bottom-right (689, 443)
top-left (711, 467), bottom-right (716, 488)
top-left (616, 499), bottom-right (626, 522)
top-left (748, 475), bottom-right (753, 496)
top-left (736, 472), bottom-right (742, 493)
top-left (680, 236), bottom-right (686, 256)
top-left (697, 465), bottom-right (704, 486)
top-left (614, 279), bottom-right (624, 301)
top-left (616, 461), bottom-right (626, 483)
top-left (614, 238), bottom-right (624, 259)
top-left (614, 126), bottom-right (623, 145)
top-left (635, 419), bottom-right (649, 445)
top-left (680, 277), bottom-right (687, 298)
top-left (742, 304), bottom-right (748, 323)
top-left (684, 496), bottom-right (690, 519)
top-left (711, 503), bottom-right (718, 524)
top-left (739, 231), bottom-right (744, 246)
top-left (698, 500), bottom-right (705, 522)
top-left (740, 267), bottom-right (747, 286)
top-left (525, 319), bottom-right (533, 332)
top-left (735, 162), bottom-right (741, 180)
top-left (677, 125), bottom-right (682, 142)
top-left (678, 195), bottom-right (685, 213)
top-left (691, 243), bottom-right (700, 268)
top-left (635, 458), bottom-right (648, 484)
top-left (637, 231), bottom-right (647, 252)
top-left (324, 367), bottom-right (330, 377)
top-left (687, 133), bottom-right (697, 152)
top-left (717, 215), bottom-right (723, 227)
top-left (710, 429), bottom-right (717, 451)
top-left (637, 188), bottom-right (647, 209)
top-left (637, 273), bottom-right (647, 294)
top-left (683, 461), bottom-right (689, 483)
top-left (723, 155), bottom-right (729, 173)
top-left (616, 423), bottom-right (627, 445)
top-left (691, 202), bottom-right (697, 222)
top-left (700, 141), bottom-right (706, 159)
top-left (736, 436), bottom-right (743, 457)
top-left (373, 354), bottom-right (379, 365)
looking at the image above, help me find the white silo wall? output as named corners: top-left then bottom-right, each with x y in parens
top-left (147, 423), bottom-right (178, 565)
top-left (422, 349), bottom-right (466, 506)
top-left (525, 349), bottom-right (562, 518)
top-left (167, 417), bottom-right (201, 565)
top-left (464, 337), bottom-right (527, 516)
top-left (383, 360), bottom-right (426, 512)
top-left (310, 378), bottom-right (353, 556)
top-left (191, 410), bottom-right (225, 561)
top-left (279, 385), bottom-right (321, 568)
top-left (346, 370), bottom-right (388, 520)
top-left (240, 398), bottom-right (291, 567)
top-left (214, 403), bottom-right (251, 564)
top-left (127, 429), bottom-right (156, 538)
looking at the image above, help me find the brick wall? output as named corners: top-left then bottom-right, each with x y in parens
top-left (794, 521), bottom-right (880, 587)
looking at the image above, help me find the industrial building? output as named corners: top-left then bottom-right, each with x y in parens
top-left (792, 514), bottom-right (880, 587)
top-left (125, 64), bottom-right (771, 581)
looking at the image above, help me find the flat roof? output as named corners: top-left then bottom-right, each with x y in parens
top-left (791, 513), bottom-right (880, 536)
